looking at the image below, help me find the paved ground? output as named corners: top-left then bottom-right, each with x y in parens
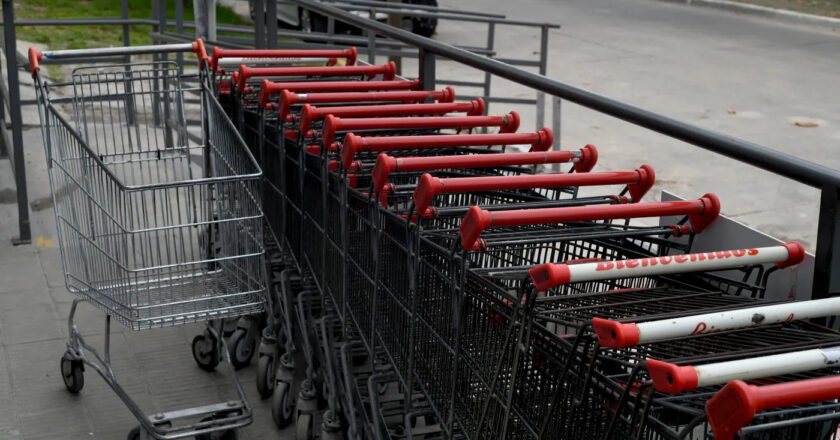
top-left (0, 1), bottom-right (838, 439)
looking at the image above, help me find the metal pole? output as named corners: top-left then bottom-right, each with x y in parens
top-left (419, 48), bottom-right (435, 91)
top-left (482, 22), bottom-right (495, 115)
top-left (175, 0), bottom-right (184, 71)
top-left (2, 0), bottom-right (32, 245)
top-left (367, 9), bottom-right (376, 64)
top-left (813, 186), bottom-right (840, 300)
top-left (387, 0), bottom-right (402, 75)
top-left (535, 25), bottom-right (548, 131)
top-left (254, 0), bottom-right (266, 49)
top-left (551, 95), bottom-right (561, 172)
top-left (266, 0), bottom-right (278, 49)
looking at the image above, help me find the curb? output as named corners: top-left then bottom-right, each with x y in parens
top-left (658, 0), bottom-right (840, 30)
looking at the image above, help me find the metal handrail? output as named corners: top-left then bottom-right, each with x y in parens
top-left (288, 0), bottom-right (840, 190)
top-left (323, 0), bottom-right (507, 18)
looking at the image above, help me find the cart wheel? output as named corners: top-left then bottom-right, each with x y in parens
top-left (256, 354), bottom-right (275, 398)
top-left (296, 413), bottom-right (313, 440)
top-left (272, 381), bottom-right (295, 428)
top-left (126, 426), bottom-right (140, 440)
top-left (60, 353), bottom-right (84, 393)
top-left (228, 328), bottom-right (255, 370)
top-left (320, 425), bottom-right (343, 440)
top-left (192, 333), bottom-right (220, 372)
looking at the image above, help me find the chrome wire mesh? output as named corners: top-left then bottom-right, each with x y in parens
top-left (37, 63), bottom-right (266, 330)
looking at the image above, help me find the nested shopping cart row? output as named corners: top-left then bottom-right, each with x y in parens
top-left (204, 44), bottom-right (840, 440)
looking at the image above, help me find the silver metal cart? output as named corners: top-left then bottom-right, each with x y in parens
top-left (29, 42), bottom-right (266, 439)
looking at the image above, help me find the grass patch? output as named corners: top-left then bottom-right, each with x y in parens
top-left (15, 0), bottom-right (251, 50)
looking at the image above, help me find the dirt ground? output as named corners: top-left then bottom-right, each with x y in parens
top-left (733, 0), bottom-right (840, 17)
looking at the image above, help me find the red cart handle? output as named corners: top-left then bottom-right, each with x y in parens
top-left (266, 87), bottom-right (456, 119)
top-left (257, 79), bottom-right (420, 107)
top-left (707, 376), bottom-right (840, 440)
top-left (340, 129), bottom-right (552, 169)
top-left (531, 241), bottom-right (803, 293)
top-left (322, 112), bottom-right (519, 150)
top-left (372, 145), bottom-right (598, 191)
top-left (413, 165), bottom-right (653, 217)
top-left (648, 344), bottom-right (840, 396)
top-left (238, 61), bottom-right (396, 91)
top-left (194, 39), bottom-right (210, 68)
top-left (211, 46), bottom-right (357, 72)
top-left (301, 98), bottom-right (486, 134)
top-left (459, 194), bottom-right (720, 250)
top-left (29, 47), bottom-right (43, 77)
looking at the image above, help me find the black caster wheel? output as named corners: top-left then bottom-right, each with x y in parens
top-left (192, 333), bottom-right (220, 372)
top-left (256, 354), bottom-right (275, 399)
top-left (60, 352), bottom-right (84, 393)
top-left (272, 381), bottom-right (295, 429)
top-left (126, 426), bottom-right (140, 440)
top-left (296, 413), bottom-right (314, 440)
top-left (228, 328), bottom-right (255, 370)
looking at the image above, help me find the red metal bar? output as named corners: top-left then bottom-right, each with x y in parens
top-left (707, 376), bottom-right (840, 440)
top-left (341, 129), bottom-right (554, 168)
top-left (257, 79), bottom-right (420, 108)
top-left (269, 87), bottom-right (456, 119)
top-left (238, 61), bottom-right (396, 91)
top-left (413, 165), bottom-right (653, 216)
top-left (211, 46), bottom-right (357, 72)
top-left (372, 145), bottom-right (598, 191)
top-left (323, 112), bottom-right (520, 150)
top-left (299, 98), bottom-right (485, 133)
top-left (459, 194), bottom-right (720, 250)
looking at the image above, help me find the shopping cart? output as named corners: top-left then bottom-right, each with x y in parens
top-left (707, 374), bottom-right (840, 440)
top-left (29, 42), bottom-right (266, 439)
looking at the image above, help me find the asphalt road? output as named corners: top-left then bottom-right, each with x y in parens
top-left (430, 0), bottom-right (840, 249)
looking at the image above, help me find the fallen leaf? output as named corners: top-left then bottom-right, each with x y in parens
top-left (795, 121), bottom-right (819, 127)
top-left (727, 108), bottom-right (736, 114)
top-left (583, 81), bottom-right (591, 85)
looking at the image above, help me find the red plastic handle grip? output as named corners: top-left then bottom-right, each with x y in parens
top-left (193, 39), bottom-right (209, 68)
top-left (341, 129), bottom-right (554, 168)
top-left (707, 377), bottom-right (840, 440)
top-left (29, 47), bottom-right (42, 77)
top-left (238, 61), bottom-right (396, 91)
top-left (257, 79), bottom-right (420, 108)
top-left (269, 87), bottom-right (456, 117)
top-left (372, 145), bottom-right (598, 191)
top-left (322, 112), bottom-right (519, 149)
top-left (413, 165), bottom-right (653, 216)
top-left (300, 98), bottom-right (486, 134)
top-left (258, 79), bottom-right (421, 109)
top-left (459, 194), bottom-right (720, 250)
top-left (212, 46), bottom-right (357, 71)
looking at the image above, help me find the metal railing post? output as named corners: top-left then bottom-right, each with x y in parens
top-left (367, 9), bottom-right (377, 64)
top-left (266, 0), bottom-right (278, 49)
top-left (483, 22), bottom-right (495, 115)
top-left (813, 186), bottom-right (840, 300)
top-left (2, 0), bottom-right (32, 245)
top-left (175, 0), bottom-right (184, 71)
top-left (254, 0), bottom-right (266, 49)
top-left (536, 25), bottom-right (548, 131)
top-left (419, 48), bottom-right (435, 90)
top-left (551, 95), bottom-right (561, 171)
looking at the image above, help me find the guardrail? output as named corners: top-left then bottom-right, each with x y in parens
top-left (285, 0), bottom-right (840, 301)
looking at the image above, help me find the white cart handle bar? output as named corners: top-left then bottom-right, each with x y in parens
top-left (29, 41), bottom-right (203, 77)
top-left (647, 345), bottom-right (840, 394)
top-left (529, 242), bottom-right (804, 292)
top-left (594, 294), bottom-right (840, 349)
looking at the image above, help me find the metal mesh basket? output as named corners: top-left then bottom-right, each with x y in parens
top-left (38, 62), bottom-right (266, 330)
